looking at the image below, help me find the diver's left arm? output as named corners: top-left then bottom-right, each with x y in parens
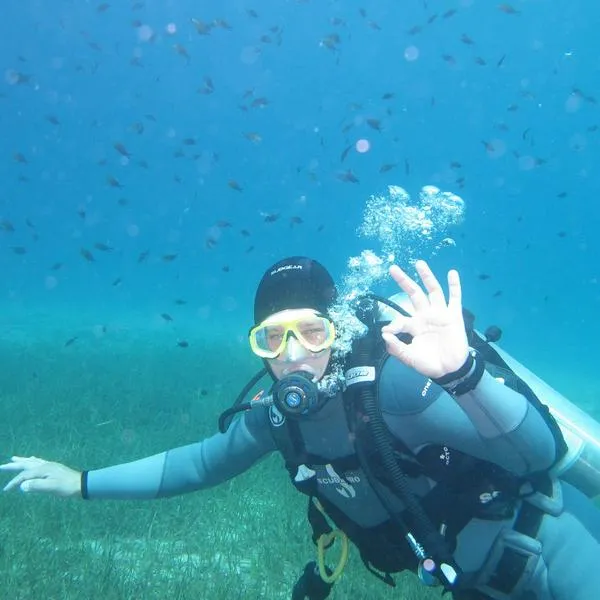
top-left (379, 358), bottom-right (557, 475)
top-left (445, 367), bottom-right (556, 473)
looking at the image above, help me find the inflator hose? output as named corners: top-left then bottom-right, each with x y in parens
top-left (351, 297), bottom-right (458, 583)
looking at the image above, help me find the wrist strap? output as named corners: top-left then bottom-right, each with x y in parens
top-left (81, 471), bottom-right (89, 499)
top-left (433, 349), bottom-right (485, 396)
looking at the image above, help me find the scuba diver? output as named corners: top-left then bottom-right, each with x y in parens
top-left (2, 256), bottom-right (600, 599)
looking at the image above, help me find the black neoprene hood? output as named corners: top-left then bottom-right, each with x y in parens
top-left (253, 256), bottom-right (338, 324)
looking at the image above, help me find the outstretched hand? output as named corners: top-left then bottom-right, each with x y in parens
top-left (381, 260), bottom-right (469, 379)
top-left (1, 455), bottom-right (81, 498)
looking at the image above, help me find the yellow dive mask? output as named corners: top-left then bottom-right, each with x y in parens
top-left (249, 309), bottom-right (336, 359)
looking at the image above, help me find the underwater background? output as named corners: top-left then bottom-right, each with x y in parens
top-left (0, 1), bottom-right (598, 598)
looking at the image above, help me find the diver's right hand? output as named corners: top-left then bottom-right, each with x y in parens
top-left (0, 455), bottom-right (81, 498)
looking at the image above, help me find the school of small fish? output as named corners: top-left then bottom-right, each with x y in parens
top-left (0, 1), bottom-right (597, 349)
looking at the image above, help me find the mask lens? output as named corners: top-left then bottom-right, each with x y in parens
top-left (249, 310), bottom-right (335, 358)
top-left (295, 317), bottom-right (329, 348)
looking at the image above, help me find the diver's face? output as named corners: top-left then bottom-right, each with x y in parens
top-left (250, 308), bottom-right (334, 381)
top-left (268, 341), bottom-right (332, 381)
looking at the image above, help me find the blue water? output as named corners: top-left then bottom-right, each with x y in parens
top-left (1, 2), bottom-right (598, 405)
top-left (0, 2), bottom-right (599, 598)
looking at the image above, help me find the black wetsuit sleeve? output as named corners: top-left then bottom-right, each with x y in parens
top-left (84, 407), bottom-right (276, 500)
top-left (379, 357), bottom-right (557, 476)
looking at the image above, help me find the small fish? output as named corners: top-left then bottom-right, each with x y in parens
top-left (222, 265), bottom-right (230, 272)
top-left (262, 212), bottom-right (280, 223)
top-left (130, 122), bottom-right (144, 134)
top-left (13, 152), bottom-right (27, 164)
top-left (161, 313), bottom-right (174, 322)
top-left (228, 180), bottom-right (243, 191)
top-left (80, 248), bottom-right (95, 262)
top-left (320, 34), bottom-right (341, 50)
top-left (113, 142), bottom-right (131, 158)
top-left (379, 163), bottom-right (397, 173)
top-left (10, 246), bottom-right (27, 255)
top-left (94, 242), bottom-right (114, 252)
top-left (13, 72), bottom-right (31, 85)
top-left (478, 274), bottom-right (491, 280)
top-left (106, 176), bottom-right (123, 188)
top-left (112, 277), bottom-right (122, 287)
top-left (45, 115), bottom-right (60, 125)
top-left (216, 220), bottom-right (232, 228)
top-left (340, 145), bottom-right (352, 162)
top-left (482, 140), bottom-right (496, 153)
top-left (162, 254), bottom-right (178, 262)
top-left (243, 132), bottom-right (262, 143)
top-left (51, 262), bottom-right (63, 271)
top-left (191, 18), bottom-right (212, 35)
top-left (336, 170), bottom-right (359, 183)
top-left (250, 97), bottom-right (269, 109)
top-left (240, 229), bottom-right (251, 237)
top-left (498, 4), bottom-right (520, 15)
top-left (137, 250), bottom-right (149, 263)
top-left (174, 299), bottom-right (187, 305)
top-left (366, 118), bottom-right (382, 131)
top-left (213, 18), bottom-right (232, 30)
top-left (174, 44), bottom-right (191, 61)
top-left (290, 216), bottom-right (303, 227)
top-left (64, 336), bottom-right (79, 347)
top-left (460, 33), bottom-right (474, 45)
top-left (177, 340), bottom-right (189, 348)
top-left (0, 219), bottom-right (15, 232)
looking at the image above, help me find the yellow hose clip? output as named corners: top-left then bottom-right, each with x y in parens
top-left (313, 500), bottom-right (349, 584)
